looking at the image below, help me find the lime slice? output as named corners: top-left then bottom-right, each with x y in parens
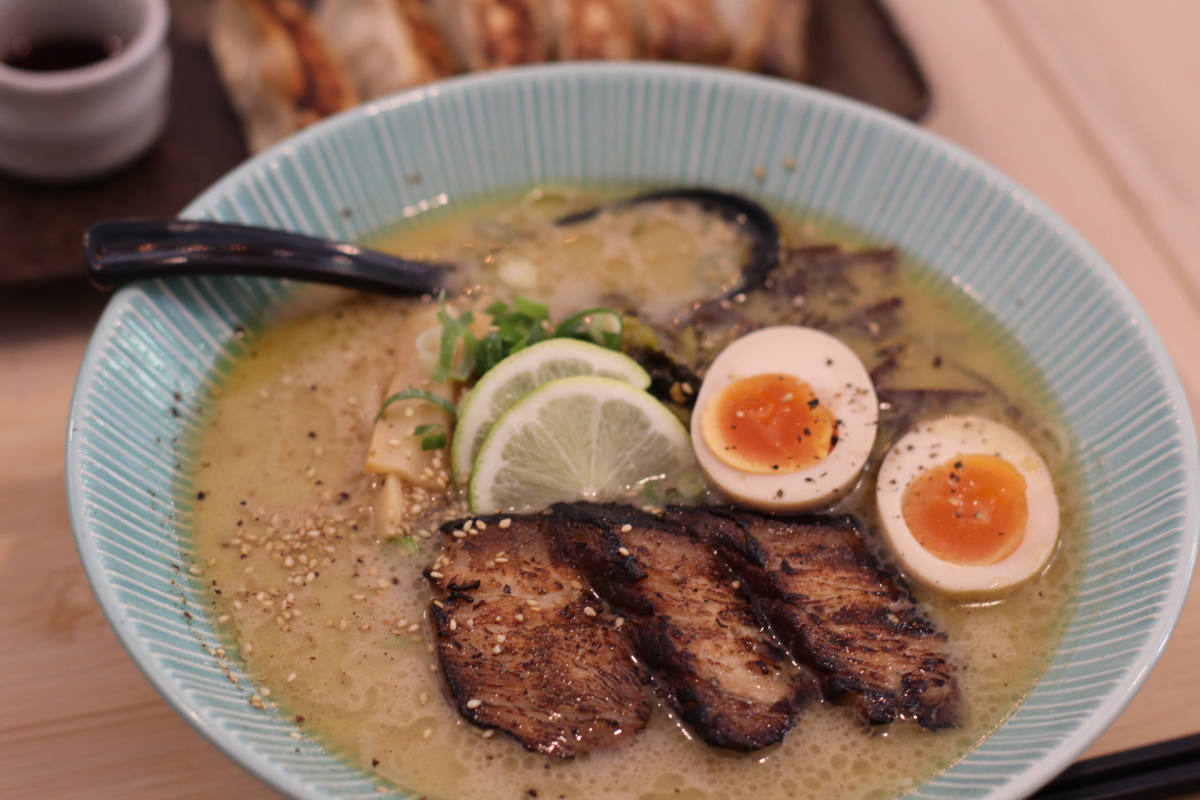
top-left (468, 376), bottom-right (694, 514)
top-left (451, 339), bottom-right (650, 481)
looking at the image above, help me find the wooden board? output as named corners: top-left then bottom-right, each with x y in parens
top-left (2, 0), bottom-right (1199, 797)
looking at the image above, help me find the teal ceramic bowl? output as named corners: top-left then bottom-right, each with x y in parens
top-left (67, 64), bottom-right (1198, 800)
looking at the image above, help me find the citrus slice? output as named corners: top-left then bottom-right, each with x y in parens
top-left (468, 376), bottom-right (694, 513)
top-left (451, 339), bottom-right (650, 481)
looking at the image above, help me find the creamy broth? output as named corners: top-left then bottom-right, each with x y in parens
top-left (191, 191), bottom-right (1081, 800)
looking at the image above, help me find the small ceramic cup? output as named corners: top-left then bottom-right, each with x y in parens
top-left (0, 0), bottom-right (170, 183)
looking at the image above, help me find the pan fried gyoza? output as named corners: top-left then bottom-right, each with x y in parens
top-left (549, 0), bottom-right (640, 61)
top-left (429, 0), bottom-right (554, 70)
top-left (210, 0), bottom-right (360, 153)
top-left (316, 0), bottom-right (454, 99)
top-left (425, 513), bottom-right (652, 757)
top-left (713, 0), bottom-right (811, 80)
top-left (554, 502), bottom-right (805, 751)
top-left (666, 506), bottom-right (960, 729)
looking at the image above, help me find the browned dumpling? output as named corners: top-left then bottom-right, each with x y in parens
top-left (317, 0), bottom-right (455, 99)
top-left (636, 0), bottom-right (731, 64)
top-left (714, 0), bottom-right (810, 81)
top-left (429, 0), bottom-right (554, 71)
top-left (549, 0), bottom-right (641, 61)
top-left (210, 0), bottom-right (360, 153)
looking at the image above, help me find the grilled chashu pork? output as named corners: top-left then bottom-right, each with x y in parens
top-left (425, 513), bottom-right (652, 756)
top-left (665, 506), bottom-right (959, 729)
top-left (553, 502), bottom-right (805, 750)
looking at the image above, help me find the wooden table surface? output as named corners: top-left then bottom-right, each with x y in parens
top-left (3, 1), bottom-right (1200, 798)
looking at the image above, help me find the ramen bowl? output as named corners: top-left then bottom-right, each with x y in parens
top-left (66, 63), bottom-right (1198, 800)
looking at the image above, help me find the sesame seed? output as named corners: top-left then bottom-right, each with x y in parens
top-left (618, 547), bottom-right (630, 556)
top-left (449, 619), bottom-right (458, 631)
top-left (353, 594), bottom-right (366, 601)
top-left (387, 439), bottom-right (401, 446)
top-left (287, 673), bottom-right (297, 682)
top-left (261, 688), bottom-right (272, 697)
top-left (408, 624), bottom-right (419, 632)
top-left (290, 731), bottom-right (303, 740)
top-left (339, 619), bottom-right (348, 631)
top-left (482, 729), bottom-right (495, 739)
top-left (615, 617), bottom-right (625, 629)
top-left (515, 613), bottom-right (524, 622)
top-left (250, 695), bottom-right (265, 709)
top-left (492, 645), bottom-right (501, 654)
top-left (422, 728), bottom-right (433, 739)
top-left (418, 529), bottom-right (432, 539)
top-left (476, 521), bottom-right (487, 529)
top-left (466, 699), bottom-right (482, 709)
top-left (433, 600), bottom-right (444, 609)
top-left (732, 580), bottom-right (741, 589)
top-left (405, 407), bottom-right (414, 417)
top-left (621, 524), bottom-right (632, 533)
top-left (429, 571), bottom-right (444, 578)
top-left (496, 634), bottom-right (506, 642)
top-left (499, 518), bottom-right (512, 529)
top-left (583, 607), bottom-right (597, 617)
top-left (377, 579), bottom-right (389, 588)
top-left (217, 614), bottom-right (231, 623)
top-left (233, 601), bottom-right (243, 610)
top-left (419, 692), bottom-right (428, 705)
top-left (452, 531), bottom-right (467, 539)
top-left (188, 566), bottom-right (203, 576)
top-left (571, 580), bottom-right (583, 590)
top-left (410, 635), bottom-right (423, 642)
top-left (494, 557), bottom-right (508, 563)
top-left (429, 663), bottom-right (437, 671)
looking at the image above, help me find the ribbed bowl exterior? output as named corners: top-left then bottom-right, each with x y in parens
top-left (66, 64), bottom-right (1198, 800)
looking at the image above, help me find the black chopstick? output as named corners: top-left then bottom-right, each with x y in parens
top-left (1033, 732), bottom-right (1200, 800)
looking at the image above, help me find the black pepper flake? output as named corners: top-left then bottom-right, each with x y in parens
top-left (372, 759), bottom-right (380, 768)
top-left (173, 392), bottom-right (182, 401)
top-left (170, 407), bottom-right (180, 417)
top-left (954, 461), bottom-right (964, 469)
top-left (503, 584), bottom-right (512, 594)
top-left (807, 398), bottom-right (820, 409)
top-left (933, 356), bottom-right (943, 368)
top-left (830, 434), bottom-right (839, 447)
top-left (527, 791), bottom-right (538, 798)
top-left (772, 465), bottom-right (779, 470)
top-left (296, 715), bottom-right (305, 723)
top-left (308, 431), bottom-right (317, 439)
top-left (197, 491), bottom-right (207, 500)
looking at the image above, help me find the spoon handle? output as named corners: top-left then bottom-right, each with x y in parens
top-left (83, 219), bottom-right (447, 296)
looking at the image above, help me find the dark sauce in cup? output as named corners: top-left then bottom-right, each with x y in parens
top-left (3, 35), bottom-right (123, 72)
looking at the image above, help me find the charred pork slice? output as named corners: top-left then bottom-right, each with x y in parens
top-left (553, 502), bottom-right (804, 750)
top-left (425, 514), bottom-right (652, 757)
top-left (666, 506), bottom-right (958, 729)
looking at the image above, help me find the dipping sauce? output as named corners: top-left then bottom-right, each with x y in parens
top-left (3, 35), bottom-right (122, 71)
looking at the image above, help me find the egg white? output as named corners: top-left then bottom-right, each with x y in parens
top-left (876, 415), bottom-right (1059, 598)
top-left (691, 326), bottom-right (878, 511)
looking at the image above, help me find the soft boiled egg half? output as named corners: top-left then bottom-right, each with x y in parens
top-left (691, 326), bottom-right (878, 511)
top-left (876, 416), bottom-right (1059, 598)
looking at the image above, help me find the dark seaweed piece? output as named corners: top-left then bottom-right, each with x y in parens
top-left (876, 387), bottom-right (988, 415)
top-left (844, 295), bottom-right (904, 339)
top-left (768, 245), bottom-right (899, 300)
top-left (869, 342), bottom-right (908, 384)
top-left (556, 188), bottom-right (780, 299)
top-left (624, 346), bottom-right (702, 410)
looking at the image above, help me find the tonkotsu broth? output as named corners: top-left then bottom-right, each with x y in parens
top-left (190, 190), bottom-right (1081, 800)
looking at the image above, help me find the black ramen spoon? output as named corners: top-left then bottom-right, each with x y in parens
top-left (83, 189), bottom-right (780, 297)
top-left (556, 188), bottom-right (780, 299)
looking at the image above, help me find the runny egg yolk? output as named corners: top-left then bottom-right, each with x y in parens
top-left (901, 454), bottom-right (1028, 567)
top-left (701, 373), bottom-right (836, 474)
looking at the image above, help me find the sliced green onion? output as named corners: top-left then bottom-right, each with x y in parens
top-left (376, 388), bottom-right (458, 421)
top-left (512, 295), bottom-right (549, 321)
top-left (552, 308), bottom-right (624, 350)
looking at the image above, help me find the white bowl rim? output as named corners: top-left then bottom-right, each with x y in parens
top-left (66, 61), bottom-right (1200, 800)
